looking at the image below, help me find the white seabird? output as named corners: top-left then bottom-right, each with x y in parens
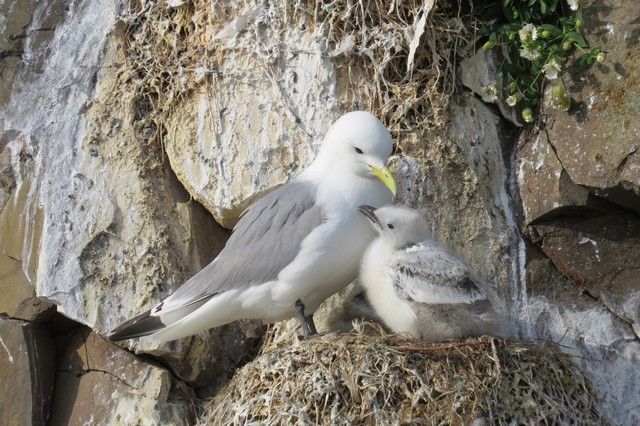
top-left (357, 204), bottom-right (500, 342)
top-left (109, 111), bottom-right (397, 342)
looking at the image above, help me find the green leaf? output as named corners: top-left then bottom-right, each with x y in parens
top-left (501, 62), bottom-right (527, 78)
top-left (478, 26), bottom-right (494, 37)
top-left (501, 3), bottom-right (520, 22)
top-left (538, 24), bottom-right (563, 38)
top-left (540, 0), bottom-right (547, 15)
top-left (575, 52), bottom-right (591, 65)
top-left (498, 23), bottom-right (523, 33)
top-left (548, 43), bottom-right (566, 56)
top-left (565, 31), bottom-right (588, 48)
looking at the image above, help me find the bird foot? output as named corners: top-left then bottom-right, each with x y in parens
top-left (295, 299), bottom-right (317, 338)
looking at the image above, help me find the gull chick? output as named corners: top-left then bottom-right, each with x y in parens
top-left (109, 111), bottom-right (397, 342)
top-left (358, 205), bottom-right (499, 342)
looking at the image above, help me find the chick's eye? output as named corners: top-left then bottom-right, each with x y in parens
top-left (354, 147), bottom-right (364, 154)
top-left (387, 223), bottom-right (394, 229)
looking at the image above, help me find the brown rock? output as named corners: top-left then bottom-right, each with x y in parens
top-left (157, 319), bottom-right (265, 397)
top-left (0, 317), bottom-right (55, 426)
top-left (542, 1), bottom-right (640, 213)
top-left (516, 129), bottom-right (620, 225)
top-left (532, 213), bottom-right (640, 330)
top-left (49, 328), bottom-right (196, 425)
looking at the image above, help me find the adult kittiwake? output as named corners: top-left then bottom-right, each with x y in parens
top-left (108, 111), bottom-right (397, 342)
top-left (357, 205), bottom-right (500, 342)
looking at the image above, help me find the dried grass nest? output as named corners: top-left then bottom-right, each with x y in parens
top-left (121, 0), bottom-right (475, 143)
top-left (199, 323), bottom-right (605, 425)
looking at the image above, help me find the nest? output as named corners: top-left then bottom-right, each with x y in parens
top-left (199, 323), bottom-right (605, 425)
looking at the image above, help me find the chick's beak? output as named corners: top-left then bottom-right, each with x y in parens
top-left (369, 165), bottom-right (397, 197)
top-left (357, 205), bottom-right (381, 228)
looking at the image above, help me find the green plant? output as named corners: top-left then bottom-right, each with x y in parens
top-left (475, 0), bottom-right (604, 123)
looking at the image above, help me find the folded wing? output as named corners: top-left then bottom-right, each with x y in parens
top-left (387, 241), bottom-right (487, 305)
top-left (109, 181), bottom-right (324, 340)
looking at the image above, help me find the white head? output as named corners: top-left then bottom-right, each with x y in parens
top-left (358, 204), bottom-right (432, 249)
top-left (313, 111), bottom-right (396, 195)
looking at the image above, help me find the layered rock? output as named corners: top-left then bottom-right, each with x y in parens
top-left (515, 0), bottom-right (640, 339)
top-left (512, 1), bottom-right (640, 421)
top-left (0, 0), bottom-right (262, 419)
top-left (540, 0), bottom-right (640, 214)
top-left (0, 317), bottom-right (55, 426)
top-left (49, 328), bottom-right (195, 425)
top-left (1, 0), bottom-right (640, 424)
top-left (0, 127), bottom-right (53, 321)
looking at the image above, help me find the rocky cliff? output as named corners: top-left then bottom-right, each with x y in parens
top-left (1, 0), bottom-right (638, 424)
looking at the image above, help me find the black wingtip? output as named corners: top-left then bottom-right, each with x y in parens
top-left (108, 309), bottom-right (165, 341)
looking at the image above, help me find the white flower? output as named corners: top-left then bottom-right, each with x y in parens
top-left (519, 23), bottom-right (538, 43)
top-left (506, 93), bottom-right (523, 107)
top-left (520, 46), bottom-right (541, 61)
top-left (480, 82), bottom-right (499, 103)
top-left (567, 0), bottom-right (579, 11)
top-left (542, 58), bottom-right (562, 80)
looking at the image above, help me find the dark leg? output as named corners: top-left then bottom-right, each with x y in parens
top-left (295, 299), bottom-right (317, 338)
top-left (306, 314), bottom-right (318, 335)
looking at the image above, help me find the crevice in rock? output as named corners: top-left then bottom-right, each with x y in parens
top-left (543, 126), bottom-right (566, 171)
top-left (581, 289), bottom-right (599, 302)
top-left (60, 367), bottom-right (144, 390)
top-left (581, 289), bottom-right (639, 338)
top-left (615, 146), bottom-right (639, 174)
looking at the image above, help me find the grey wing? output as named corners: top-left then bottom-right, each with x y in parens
top-left (154, 181), bottom-right (324, 315)
top-left (387, 241), bottom-right (487, 304)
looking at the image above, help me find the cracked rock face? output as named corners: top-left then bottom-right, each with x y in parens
top-left (49, 328), bottom-right (195, 425)
top-left (1, 0), bottom-right (640, 424)
top-left (512, 1), bottom-right (640, 422)
top-left (0, 318), bottom-right (55, 426)
top-left (516, 0), bottom-right (640, 342)
top-left (533, 214), bottom-right (640, 330)
top-left (538, 1), bottom-right (640, 214)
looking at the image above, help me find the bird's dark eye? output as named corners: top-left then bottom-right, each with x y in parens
top-left (354, 147), bottom-right (364, 154)
top-left (387, 223), bottom-right (394, 229)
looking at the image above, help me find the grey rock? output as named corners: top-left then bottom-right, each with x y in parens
top-left (0, 127), bottom-right (53, 321)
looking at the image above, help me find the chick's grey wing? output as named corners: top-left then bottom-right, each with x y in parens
top-left (156, 181), bottom-right (325, 314)
top-left (386, 241), bottom-right (487, 304)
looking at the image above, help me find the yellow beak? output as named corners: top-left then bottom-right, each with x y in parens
top-left (370, 165), bottom-right (397, 197)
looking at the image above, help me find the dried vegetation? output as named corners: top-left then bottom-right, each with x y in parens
top-left (200, 323), bottom-right (605, 425)
top-left (119, 0), bottom-right (475, 142)
top-left (116, 2), bottom-right (605, 424)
